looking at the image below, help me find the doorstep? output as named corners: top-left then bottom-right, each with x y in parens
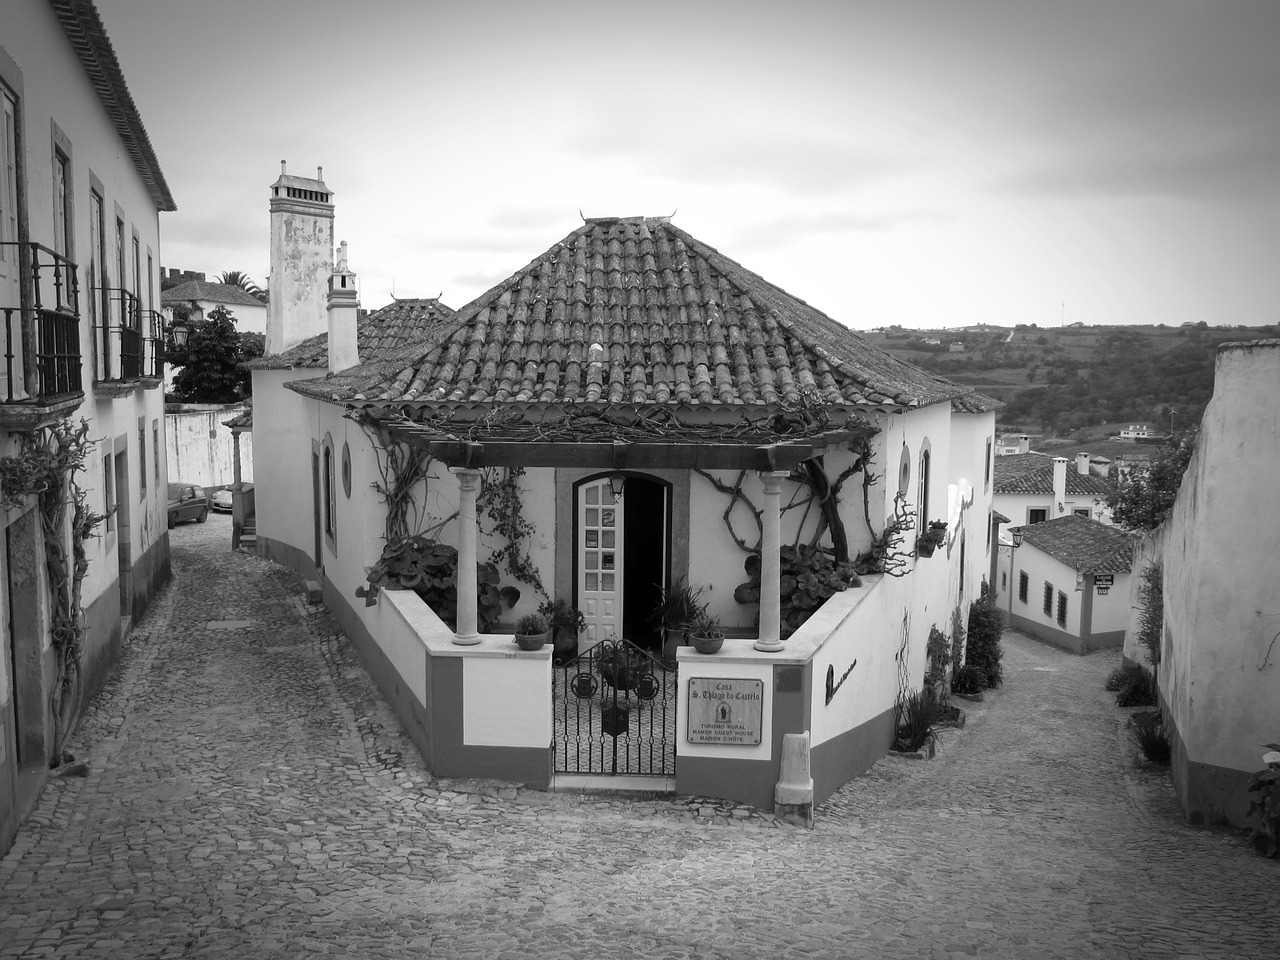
top-left (550, 773), bottom-right (676, 797)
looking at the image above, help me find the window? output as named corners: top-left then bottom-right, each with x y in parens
top-left (1043, 582), bottom-right (1054, 616)
top-left (1018, 571), bottom-right (1028, 603)
top-left (1073, 508), bottom-right (1091, 518)
top-left (1056, 591), bottom-right (1068, 627)
top-left (153, 420), bottom-right (160, 487)
top-left (0, 85), bottom-right (16, 257)
top-left (917, 444), bottom-right (931, 532)
top-left (52, 149), bottom-right (71, 257)
top-left (88, 190), bottom-right (106, 361)
top-left (323, 443), bottom-right (336, 540)
top-left (132, 234), bottom-right (141, 299)
top-left (1028, 508), bottom-right (1048, 524)
top-left (147, 252), bottom-right (154, 314)
top-left (984, 438), bottom-right (992, 490)
top-left (1001, 571), bottom-right (1007, 591)
top-left (115, 216), bottom-right (126, 294)
top-left (103, 453), bottom-right (114, 533)
top-left (138, 419), bottom-right (146, 499)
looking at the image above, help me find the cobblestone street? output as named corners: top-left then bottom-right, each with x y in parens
top-left (1, 514), bottom-right (1276, 959)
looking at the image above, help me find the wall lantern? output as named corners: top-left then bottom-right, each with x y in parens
top-left (608, 472), bottom-right (627, 501)
top-left (1011, 528), bottom-right (1025, 548)
top-left (171, 321), bottom-right (190, 347)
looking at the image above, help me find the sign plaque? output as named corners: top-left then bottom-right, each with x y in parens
top-left (687, 678), bottom-right (764, 745)
top-left (1094, 574), bottom-right (1115, 587)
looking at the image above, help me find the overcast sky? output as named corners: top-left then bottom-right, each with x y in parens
top-left (97, 0), bottom-right (1278, 330)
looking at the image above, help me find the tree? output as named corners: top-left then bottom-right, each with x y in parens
top-left (216, 270), bottom-right (267, 304)
top-left (1105, 430), bottom-right (1197, 531)
top-left (167, 305), bottom-right (264, 403)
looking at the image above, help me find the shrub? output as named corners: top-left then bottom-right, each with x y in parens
top-left (1106, 662), bottom-right (1147, 692)
top-left (925, 625), bottom-right (950, 693)
top-left (1130, 711), bottom-right (1171, 764)
top-left (1246, 747), bottom-right (1280, 858)
top-left (966, 589), bottom-right (1005, 688)
top-left (1115, 667), bottom-right (1158, 707)
top-left (1134, 562), bottom-right (1163, 666)
top-left (895, 688), bottom-right (943, 752)
top-left (952, 664), bottom-right (985, 697)
top-left (734, 545), bottom-right (860, 640)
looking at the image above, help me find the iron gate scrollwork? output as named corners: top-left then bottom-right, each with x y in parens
top-left (553, 638), bottom-right (676, 776)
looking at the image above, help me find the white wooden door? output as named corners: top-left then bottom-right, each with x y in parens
top-left (578, 478), bottom-right (623, 645)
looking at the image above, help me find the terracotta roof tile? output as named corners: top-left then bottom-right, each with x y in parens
top-left (294, 218), bottom-right (985, 411)
top-left (161, 281), bottom-right (265, 310)
top-left (993, 453), bottom-right (1115, 496)
top-left (1010, 515), bottom-right (1136, 575)
top-left (250, 297), bottom-right (455, 370)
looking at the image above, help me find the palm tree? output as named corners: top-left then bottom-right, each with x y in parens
top-left (216, 270), bottom-right (267, 304)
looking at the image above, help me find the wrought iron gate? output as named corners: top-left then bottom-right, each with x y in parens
top-left (553, 638), bottom-right (676, 776)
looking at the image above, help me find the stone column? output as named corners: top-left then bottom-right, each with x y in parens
top-left (754, 471), bottom-right (788, 653)
top-left (453, 468), bottom-right (482, 645)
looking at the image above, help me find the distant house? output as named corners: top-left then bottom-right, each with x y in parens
top-left (996, 433), bottom-right (1031, 456)
top-left (948, 342), bottom-right (964, 352)
top-left (921, 337), bottom-right (941, 346)
top-left (997, 516), bottom-right (1135, 655)
top-left (161, 276), bottom-right (268, 337)
top-left (1118, 422), bottom-right (1154, 440)
top-left (993, 452), bottom-right (1115, 526)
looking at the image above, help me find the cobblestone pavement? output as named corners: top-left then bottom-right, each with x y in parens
top-left (2, 514), bottom-right (1276, 959)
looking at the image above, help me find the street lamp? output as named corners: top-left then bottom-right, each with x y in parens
top-left (608, 472), bottom-right (627, 501)
top-left (170, 320), bottom-right (190, 348)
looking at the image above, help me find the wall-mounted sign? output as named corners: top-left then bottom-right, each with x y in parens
top-left (687, 678), bottom-right (764, 745)
top-left (1094, 574), bottom-right (1115, 587)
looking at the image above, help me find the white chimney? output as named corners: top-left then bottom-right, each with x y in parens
top-left (327, 241), bottom-right (360, 373)
top-left (1018, 434), bottom-right (1030, 454)
top-left (1075, 452), bottom-right (1089, 475)
top-left (1092, 457), bottom-right (1110, 478)
top-left (266, 161), bottom-right (334, 355)
top-left (1052, 457), bottom-right (1068, 517)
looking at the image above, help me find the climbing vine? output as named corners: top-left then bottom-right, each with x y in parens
top-left (0, 418), bottom-right (108, 758)
top-left (350, 412), bottom-right (443, 543)
top-left (477, 466), bottom-right (546, 600)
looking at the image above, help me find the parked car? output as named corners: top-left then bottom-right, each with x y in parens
top-left (211, 488), bottom-right (234, 512)
top-left (167, 482), bottom-right (209, 528)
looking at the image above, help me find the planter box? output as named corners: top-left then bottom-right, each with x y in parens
top-left (891, 739), bottom-right (936, 760)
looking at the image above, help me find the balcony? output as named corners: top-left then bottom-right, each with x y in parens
top-left (93, 288), bottom-right (163, 392)
top-left (0, 242), bottom-right (84, 429)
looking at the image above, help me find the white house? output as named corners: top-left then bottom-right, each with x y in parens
top-left (160, 275), bottom-right (267, 337)
top-left (1118, 422), bottom-right (1154, 440)
top-left (1, 0), bottom-right (175, 855)
top-left (249, 181), bottom-right (1000, 812)
top-left (993, 452), bottom-right (1115, 526)
top-left (996, 515), bottom-right (1134, 655)
top-left (1126, 339), bottom-right (1280, 828)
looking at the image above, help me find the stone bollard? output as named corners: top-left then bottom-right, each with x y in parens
top-left (774, 730), bottom-right (815, 829)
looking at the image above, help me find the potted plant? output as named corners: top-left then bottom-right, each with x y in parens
top-left (916, 520), bottom-right (948, 558)
top-left (650, 577), bottom-right (705, 667)
top-left (689, 611), bottom-right (725, 655)
top-left (513, 612), bottom-right (550, 651)
top-left (539, 598), bottom-right (586, 665)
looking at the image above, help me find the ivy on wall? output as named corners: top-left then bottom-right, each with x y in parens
top-left (0, 418), bottom-right (108, 759)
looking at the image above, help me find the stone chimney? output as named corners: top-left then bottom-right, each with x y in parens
top-left (1091, 456), bottom-right (1110, 478)
top-left (266, 160), bottom-right (334, 356)
top-left (1052, 457), bottom-right (1068, 517)
top-left (327, 241), bottom-right (360, 373)
top-left (1018, 434), bottom-right (1030, 454)
top-left (1075, 452), bottom-right (1089, 475)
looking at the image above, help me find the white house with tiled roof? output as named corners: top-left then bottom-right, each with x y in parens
top-left (993, 451), bottom-right (1116, 527)
top-left (996, 515), bottom-right (1134, 655)
top-left (249, 193), bottom-right (1001, 814)
top-left (1, 0), bottom-right (175, 856)
top-left (160, 277), bottom-right (267, 337)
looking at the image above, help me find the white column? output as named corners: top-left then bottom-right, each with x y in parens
top-left (453, 468), bottom-right (482, 645)
top-left (754, 471), bottom-right (788, 653)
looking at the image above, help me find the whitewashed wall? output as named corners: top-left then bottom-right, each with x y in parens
top-left (165, 406), bottom-right (252, 487)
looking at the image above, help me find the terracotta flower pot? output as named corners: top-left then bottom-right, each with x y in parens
top-left (691, 634), bottom-right (724, 655)
top-left (514, 629), bottom-right (550, 651)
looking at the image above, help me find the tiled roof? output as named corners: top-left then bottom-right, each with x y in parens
top-left (993, 453), bottom-right (1115, 496)
top-left (1011, 515), bottom-right (1135, 574)
top-left (290, 217), bottom-right (982, 409)
top-left (222, 400), bottom-right (252, 430)
top-left (49, 1), bottom-right (175, 211)
top-left (251, 298), bottom-right (456, 370)
top-left (952, 391), bottom-right (1003, 414)
top-left (162, 281), bottom-right (265, 309)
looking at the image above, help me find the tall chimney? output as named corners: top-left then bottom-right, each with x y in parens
top-left (1018, 434), bottom-right (1030, 454)
top-left (266, 161), bottom-right (334, 355)
top-left (327, 241), bottom-right (360, 373)
top-left (1075, 452), bottom-right (1089, 475)
top-left (1052, 457), bottom-right (1068, 517)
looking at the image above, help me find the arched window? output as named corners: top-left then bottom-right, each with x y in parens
top-left (323, 441), bottom-right (336, 540)
top-left (917, 443), bottom-right (932, 532)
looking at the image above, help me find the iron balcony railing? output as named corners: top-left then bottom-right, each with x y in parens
top-left (0, 241), bottom-right (83, 403)
top-left (92, 290), bottom-right (163, 384)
